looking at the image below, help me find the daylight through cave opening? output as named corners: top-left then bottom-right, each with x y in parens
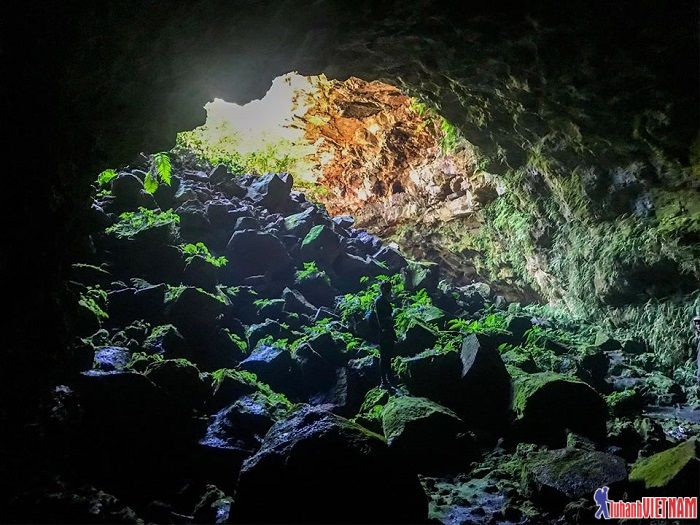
top-left (174, 72), bottom-right (501, 285)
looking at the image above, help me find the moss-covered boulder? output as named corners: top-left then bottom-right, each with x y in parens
top-left (522, 448), bottom-right (627, 505)
top-left (629, 437), bottom-right (699, 496)
top-left (232, 406), bottom-right (427, 523)
top-left (512, 372), bottom-right (607, 446)
top-left (382, 396), bottom-right (474, 473)
top-left (166, 286), bottom-right (227, 335)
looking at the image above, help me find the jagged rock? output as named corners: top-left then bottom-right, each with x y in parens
top-left (459, 334), bottom-right (512, 431)
top-left (144, 359), bottom-right (206, 408)
top-left (246, 319), bottom-right (291, 349)
top-left (283, 206), bottom-right (318, 237)
top-left (144, 324), bottom-right (188, 357)
top-left (295, 342), bottom-right (337, 397)
top-left (295, 271), bottom-right (339, 308)
top-left (245, 173), bottom-right (293, 210)
top-left (512, 372), bottom-right (607, 446)
top-left (225, 229), bottom-right (292, 279)
top-left (331, 251), bottom-right (384, 292)
top-left (282, 287), bottom-right (318, 316)
top-left (373, 245), bottom-right (408, 272)
top-left (167, 286), bottom-right (226, 337)
top-left (176, 200), bottom-right (211, 239)
top-left (183, 255), bottom-right (220, 289)
top-left (402, 259), bottom-right (440, 292)
top-left (93, 346), bottom-right (131, 372)
top-left (523, 448), bottom-right (628, 504)
top-left (395, 320), bottom-right (439, 357)
top-left (234, 215), bottom-right (261, 231)
top-left (239, 344), bottom-right (295, 394)
top-left (299, 224), bottom-right (341, 265)
top-left (70, 263), bottom-right (113, 288)
top-left (233, 406), bottom-right (428, 523)
top-left (502, 348), bottom-right (539, 373)
top-left (629, 437), bottom-right (699, 496)
top-left (398, 349), bottom-right (461, 405)
top-left (382, 395), bottom-right (474, 473)
top-left (607, 417), bottom-right (669, 462)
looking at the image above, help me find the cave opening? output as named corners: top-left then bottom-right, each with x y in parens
top-left (5, 2), bottom-right (700, 523)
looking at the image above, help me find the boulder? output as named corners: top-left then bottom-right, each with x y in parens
top-left (282, 287), bottom-right (317, 316)
top-left (458, 334), bottom-right (512, 431)
top-left (295, 343), bottom-right (337, 398)
top-left (523, 448), bottom-right (627, 504)
top-left (299, 225), bottom-right (341, 265)
top-left (111, 172), bottom-right (144, 208)
top-left (143, 324), bottom-right (188, 357)
top-left (506, 315), bottom-right (533, 343)
top-left (176, 200), bottom-right (211, 239)
top-left (225, 230), bottom-right (291, 280)
top-left (395, 320), bottom-right (439, 357)
top-left (93, 346), bottom-right (131, 372)
top-left (398, 349), bottom-right (462, 405)
top-left (512, 372), bottom-right (607, 446)
top-left (575, 346), bottom-right (610, 392)
top-left (234, 216), bottom-right (261, 231)
top-left (232, 406), bottom-right (428, 523)
top-left (402, 259), bottom-right (440, 292)
top-left (331, 252), bottom-right (385, 293)
top-left (144, 359), bottom-right (206, 408)
top-left (167, 287), bottom-right (226, 336)
top-left (594, 332), bottom-right (622, 352)
top-left (239, 344), bottom-right (295, 394)
top-left (382, 396), bottom-right (475, 473)
top-left (245, 173), bottom-right (293, 210)
top-left (629, 437), bottom-right (699, 496)
top-left (295, 272), bottom-right (339, 308)
top-left (183, 255), bottom-right (220, 289)
top-left (372, 246), bottom-right (408, 273)
top-left (246, 319), bottom-right (291, 349)
top-left (283, 206), bottom-right (318, 238)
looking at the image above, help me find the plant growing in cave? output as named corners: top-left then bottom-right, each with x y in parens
top-left (105, 208), bottom-right (180, 239)
top-left (295, 261), bottom-right (331, 285)
top-left (79, 286), bottom-right (108, 320)
top-left (96, 168), bottom-right (117, 187)
top-left (181, 242), bottom-right (228, 267)
top-left (143, 152), bottom-right (173, 194)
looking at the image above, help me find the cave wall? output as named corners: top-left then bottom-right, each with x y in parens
top-left (5, 0), bottom-right (699, 397)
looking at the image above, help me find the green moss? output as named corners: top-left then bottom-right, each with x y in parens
top-left (300, 224), bottom-right (326, 247)
top-left (295, 261), bottom-right (331, 285)
top-left (630, 437), bottom-right (699, 489)
top-left (512, 372), bottom-right (582, 415)
top-left (126, 352), bottom-right (163, 372)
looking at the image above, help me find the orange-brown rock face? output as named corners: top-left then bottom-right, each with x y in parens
top-left (300, 77), bottom-right (492, 239)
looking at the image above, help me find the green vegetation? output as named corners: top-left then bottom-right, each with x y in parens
top-left (143, 152), bottom-right (173, 194)
top-left (79, 286), bottom-right (108, 320)
top-left (176, 123), bottom-right (300, 175)
top-left (409, 97), bottom-right (463, 154)
top-left (126, 352), bottom-right (163, 372)
top-left (105, 208), bottom-right (180, 240)
top-left (629, 437), bottom-right (698, 489)
top-left (211, 368), bottom-right (293, 410)
top-left (96, 168), bottom-right (117, 187)
top-left (295, 261), bottom-right (331, 285)
top-left (181, 242), bottom-right (228, 267)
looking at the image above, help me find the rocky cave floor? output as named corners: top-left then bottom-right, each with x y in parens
top-left (6, 156), bottom-right (699, 524)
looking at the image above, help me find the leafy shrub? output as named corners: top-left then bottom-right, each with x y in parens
top-left (105, 208), bottom-right (180, 239)
top-left (211, 368), bottom-right (292, 409)
top-left (181, 242), bottom-right (228, 267)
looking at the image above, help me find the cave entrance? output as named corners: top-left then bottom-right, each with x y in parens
top-left (174, 72), bottom-right (490, 242)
